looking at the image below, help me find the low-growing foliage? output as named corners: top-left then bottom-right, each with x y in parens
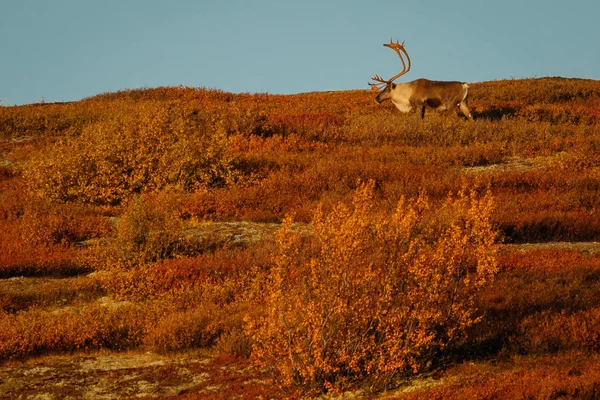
top-left (516, 308), bottom-right (600, 353)
top-left (112, 190), bottom-right (185, 266)
top-left (0, 303), bottom-right (147, 359)
top-left (23, 103), bottom-right (237, 205)
top-left (246, 182), bottom-right (499, 394)
top-left (0, 275), bottom-right (104, 313)
top-left (1, 77), bottom-right (600, 397)
top-left (0, 222), bottom-right (82, 278)
top-left (145, 306), bottom-right (223, 353)
top-left (397, 353), bottom-right (600, 400)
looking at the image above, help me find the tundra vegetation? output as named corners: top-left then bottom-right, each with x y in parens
top-left (1, 77), bottom-right (600, 398)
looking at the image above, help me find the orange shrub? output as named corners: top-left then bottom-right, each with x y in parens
top-left (145, 305), bottom-right (223, 353)
top-left (0, 303), bottom-right (147, 360)
top-left (267, 110), bottom-right (345, 140)
top-left (110, 191), bottom-right (184, 266)
top-left (0, 101), bottom-right (98, 138)
top-left (466, 247), bottom-right (600, 363)
top-left (246, 182), bottom-right (499, 395)
top-left (0, 165), bottom-right (14, 181)
top-left (17, 198), bottom-right (112, 246)
top-left (515, 308), bottom-right (600, 353)
top-left (0, 221), bottom-right (81, 277)
top-left (99, 243), bottom-right (273, 302)
top-left (23, 103), bottom-right (237, 205)
top-left (214, 327), bottom-right (253, 358)
top-left (0, 192), bottom-right (111, 276)
top-left (103, 257), bottom-right (212, 301)
top-left (0, 274), bottom-right (103, 313)
top-left (398, 353), bottom-right (600, 400)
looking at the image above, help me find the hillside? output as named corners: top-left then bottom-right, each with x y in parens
top-left (1, 77), bottom-right (600, 398)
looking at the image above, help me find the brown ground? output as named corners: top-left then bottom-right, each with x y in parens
top-left (0, 350), bottom-right (282, 400)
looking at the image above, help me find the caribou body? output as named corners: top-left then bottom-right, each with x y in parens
top-left (370, 40), bottom-right (473, 120)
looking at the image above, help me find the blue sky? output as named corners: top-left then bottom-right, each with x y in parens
top-left (1, 0), bottom-right (598, 105)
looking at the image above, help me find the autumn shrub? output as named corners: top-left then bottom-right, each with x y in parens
top-left (0, 191), bottom-right (112, 277)
top-left (246, 182), bottom-right (499, 394)
top-left (465, 247), bottom-right (600, 363)
top-left (17, 198), bottom-right (112, 246)
top-left (0, 165), bottom-right (14, 182)
top-left (267, 110), bottom-right (345, 140)
top-left (110, 190), bottom-right (185, 266)
top-left (0, 303), bottom-right (147, 360)
top-left (129, 286), bottom-right (254, 356)
top-left (514, 308), bottom-right (600, 354)
top-left (0, 102), bottom-right (99, 138)
top-left (0, 221), bottom-right (81, 277)
top-left (94, 245), bottom-right (268, 356)
top-left (505, 204), bottom-right (600, 244)
top-left (471, 77), bottom-right (600, 105)
top-left (398, 353), bottom-right (600, 400)
top-left (99, 240), bottom-right (273, 302)
top-left (23, 102), bottom-right (237, 205)
top-left (102, 257), bottom-right (214, 301)
top-left (214, 327), bottom-right (253, 358)
top-left (0, 275), bottom-right (104, 313)
top-left (183, 139), bottom-right (471, 222)
top-left (0, 179), bottom-right (22, 218)
top-left (145, 305), bottom-right (223, 353)
top-left (152, 295), bottom-right (257, 357)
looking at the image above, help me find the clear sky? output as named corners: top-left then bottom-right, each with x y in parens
top-left (1, 0), bottom-right (598, 105)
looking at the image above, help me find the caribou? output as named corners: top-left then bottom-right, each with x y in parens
top-left (369, 40), bottom-right (473, 120)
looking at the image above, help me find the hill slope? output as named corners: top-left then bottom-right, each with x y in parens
top-left (1, 77), bottom-right (600, 398)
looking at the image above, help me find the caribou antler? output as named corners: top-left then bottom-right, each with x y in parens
top-left (369, 38), bottom-right (411, 91)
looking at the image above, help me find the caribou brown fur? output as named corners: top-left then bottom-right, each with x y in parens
top-left (374, 78), bottom-right (473, 120)
top-left (370, 39), bottom-right (473, 120)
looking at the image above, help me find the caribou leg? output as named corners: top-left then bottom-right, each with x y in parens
top-left (459, 101), bottom-right (473, 120)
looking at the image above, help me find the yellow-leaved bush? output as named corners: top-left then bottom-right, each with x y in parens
top-left (112, 190), bottom-right (184, 266)
top-left (246, 182), bottom-right (499, 394)
top-left (24, 103), bottom-right (237, 205)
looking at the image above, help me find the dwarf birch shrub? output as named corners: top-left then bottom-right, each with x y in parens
top-left (112, 190), bottom-right (185, 266)
top-left (246, 182), bottom-right (499, 394)
top-left (24, 103), bottom-right (236, 205)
